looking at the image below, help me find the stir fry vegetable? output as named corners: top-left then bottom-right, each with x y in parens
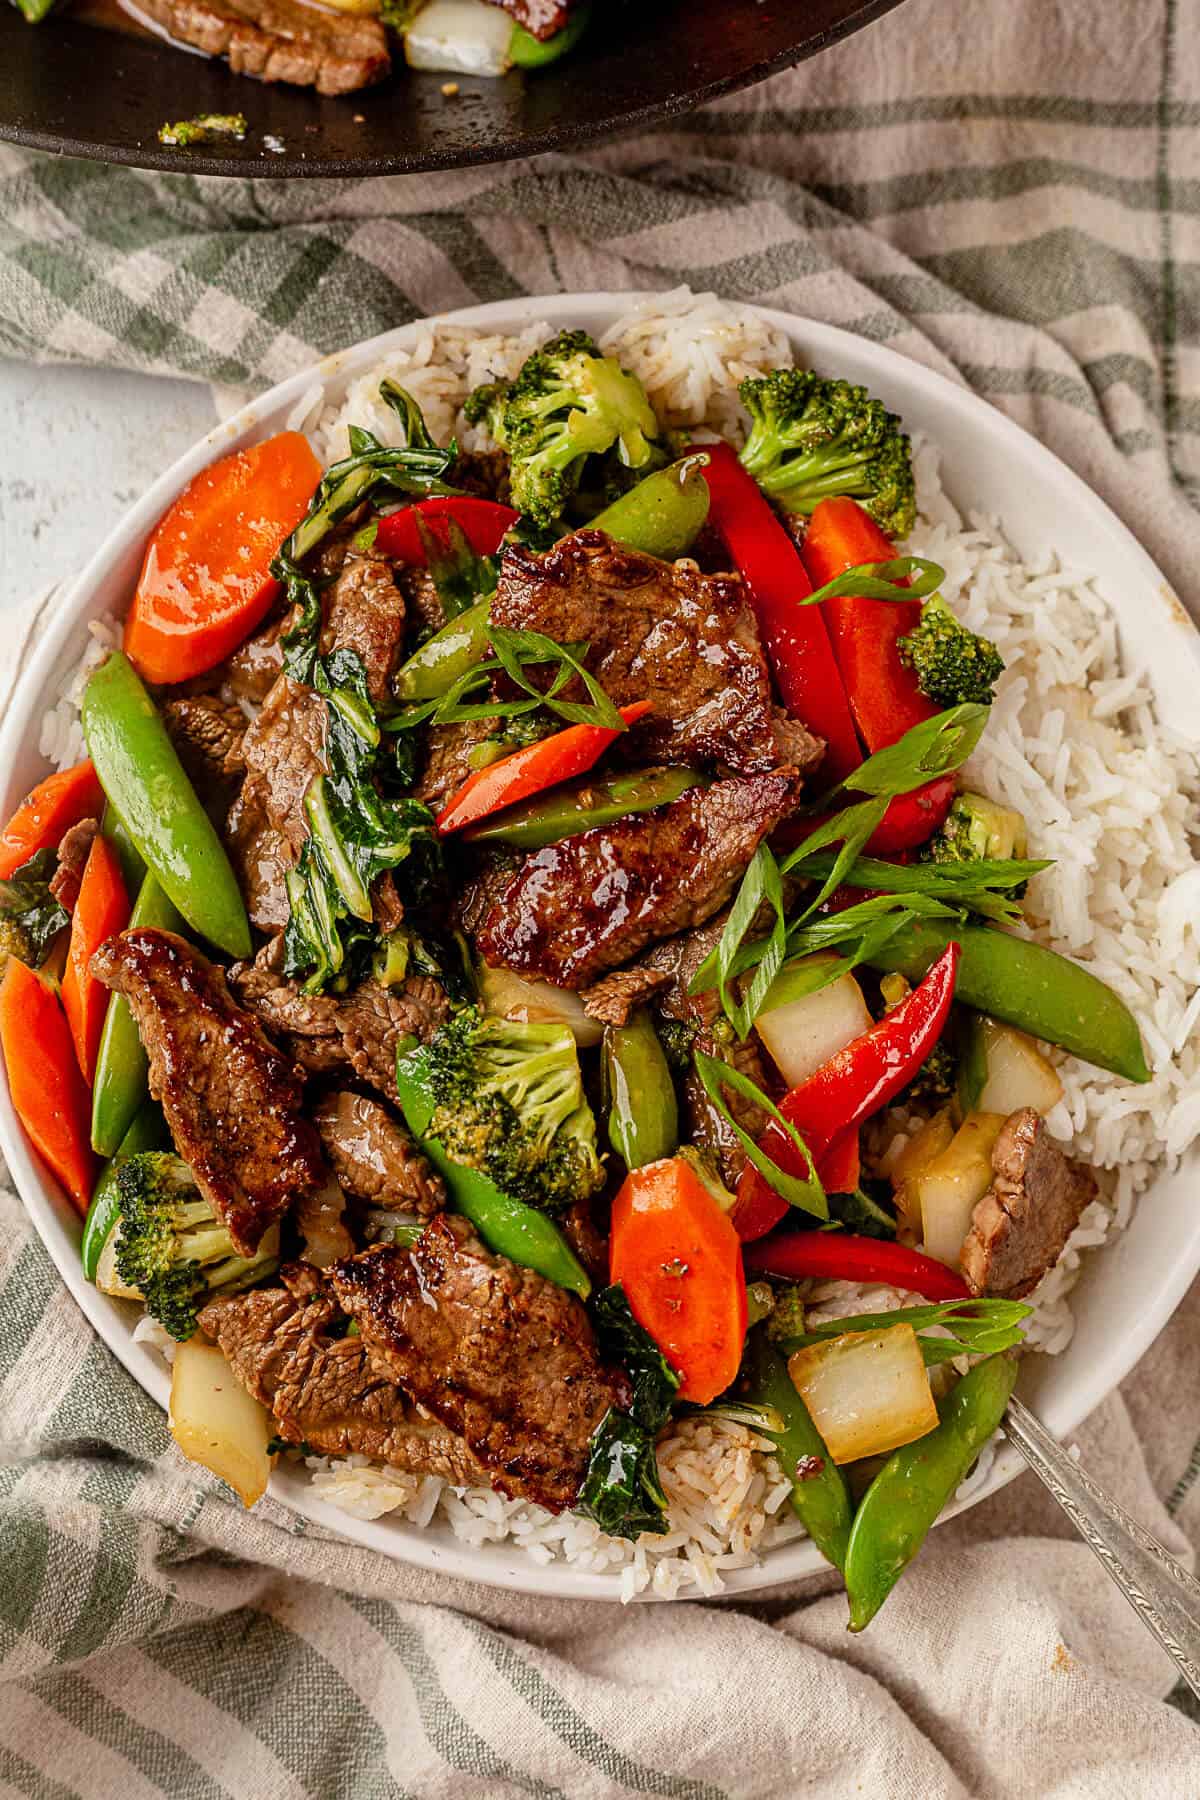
top-left (843, 1352), bottom-right (1018, 1629)
top-left (602, 1008), bottom-right (679, 1170)
top-left (124, 432), bottom-right (321, 685)
top-left (586, 457), bottom-right (711, 560)
top-left (1, 955), bottom-right (96, 1213)
top-left (436, 702), bottom-right (651, 834)
top-left (745, 1231), bottom-right (971, 1301)
top-left (462, 767), bottom-right (703, 849)
top-left (0, 760), bottom-right (103, 882)
top-left (373, 495), bottom-right (518, 564)
top-left (90, 873), bottom-right (185, 1157)
top-left (81, 652), bottom-right (250, 960)
top-left (741, 1327), bottom-right (854, 1571)
top-left (81, 1104), bottom-right (169, 1284)
top-left (61, 834), bottom-right (131, 1083)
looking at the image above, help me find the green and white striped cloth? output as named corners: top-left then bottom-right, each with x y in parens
top-left (3, 0), bottom-right (1200, 1790)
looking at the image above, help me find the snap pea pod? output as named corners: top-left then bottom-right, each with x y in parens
top-left (843, 1352), bottom-right (1018, 1631)
top-left (393, 600), bottom-right (492, 703)
top-left (90, 873), bottom-right (184, 1156)
top-left (463, 767), bottom-right (704, 850)
top-left (80, 1103), bottom-right (168, 1282)
top-left (393, 1045), bottom-right (590, 1298)
top-left (588, 457), bottom-right (711, 561)
top-left (741, 1327), bottom-right (854, 1572)
top-left (509, 0), bottom-right (592, 66)
top-left (100, 801), bottom-right (145, 893)
top-left (602, 1008), bottom-right (678, 1170)
top-left (81, 652), bottom-right (251, 960)
top-left (866, 918), bottom-right (1149, 1083)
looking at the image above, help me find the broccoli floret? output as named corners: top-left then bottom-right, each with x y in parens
top-left (738, 369), bottom-right (916, 538)
top-left (423, 1009), bottom-right (603, 1212)
top-left (114, 1152), bottom-right (279, 1342)
top-left (896, 595), bottom-right (1004, 707)
top-left (925, 791), bottom-right (1028, 864)
top-left (463, 331), bottom-right (664, 531)
top-left (901, 1039), bottom-right (959, 1108)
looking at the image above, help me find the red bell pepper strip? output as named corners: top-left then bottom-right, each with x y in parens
top-left (0, 761), bottom-right (105, 882)
top-left (691, 443), bottom-right (861, 782)
top-left (801, 497), bottom-right (936, 753)
top-left (0, 956), bottom-right (97, 1215)
top-left (60, 835), bottom-right (131, 1083)
top-left (436, 701), bottom-right (652, 836)
top-left (373, 496), bottom-right (518, 563)
top-left (609, 1153), bottom-right (747, 1405)
top-left (734, 943), bottom-right (960, 1228)
top-left (744, 1229), bottom-right (969, 1302)
top-left (777, 773), bottom-right (958, 864)
top-left (730, 1124), bottom-right (860, 1243)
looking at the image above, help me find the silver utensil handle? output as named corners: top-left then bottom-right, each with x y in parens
top-left (1005, 1395), bottom-right (1200, 1699)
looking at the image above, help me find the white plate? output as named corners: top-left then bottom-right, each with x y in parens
top-left (2, 294), bottom-right (1198, 1602)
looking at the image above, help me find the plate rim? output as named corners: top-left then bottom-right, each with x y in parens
top-left (0, 0), bottom-right (906, 179)
top-left (2, 289), bottom-right (1198, 1603)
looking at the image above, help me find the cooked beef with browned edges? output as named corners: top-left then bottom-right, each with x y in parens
top-left (227, 674), bottom-right (327, 931)
top-left (316, 529), bottom-right (407, 707)
top-left (91, 929), bottom-right (327, 1256)
top-left (164, 694), bottom-right (248, 803)
top-left (232, 944), bottom-right (451, 1097)
top-left (492, 530), bottom-right (823, 779)
top-left (475, 768), bottom-right (799, 989)
top-left (314, 1090), bottom-right (446, 1217)
top-left (961, 1109), bottom-right (1097, 1299)
top-left (490, 0), bottom-right (572, 42)
top-left (331, 1216), bottom-right (627, 1510)
top-left (135, 0), bottom-right (389, 93)
top-left (200, 1265), bottom-right (489, 1483)
top-left (49, 818), bottom-right (99, 913)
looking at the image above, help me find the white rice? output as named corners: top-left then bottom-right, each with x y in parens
top-left (43, 291), bottom-right (1200, 1597)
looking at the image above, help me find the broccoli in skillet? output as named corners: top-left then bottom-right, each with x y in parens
top-left (421, 1008), bottom-right (603, 1212)
top-left (464, 331), bottom-right (664, 532)
top-left (114, 1152), bottom-right (279, 1342)
top-left (897, 595), bottom-right (1004, 707)
top-left (737, 369), bottom-right (916, 539)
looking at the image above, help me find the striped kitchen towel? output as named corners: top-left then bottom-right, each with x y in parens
top-left (2, 0), bottom-right (1200, 1791)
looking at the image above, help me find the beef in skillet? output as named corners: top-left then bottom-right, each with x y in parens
top-left (491, 529), bottom-right (823, 778)
top-left (91, 928), bottom-right (327, 1256)
top-left (331, 1215), bottom-right (626, 1511)
top-left (475, 768), bottom-right (799, 988)
top-left (200, 1265), bottom-right (490, 1484)
top-left (134, 0), bottom-right (389, 94)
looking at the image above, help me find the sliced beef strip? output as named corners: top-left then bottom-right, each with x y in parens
top-left (395, 565), bottom-right (445, 642)
top-left (316, 529), bottom-right (407, 707)
top-left (580, 963), bottom-right (673, 1028)
top-left (199, 1268), bottom-right (489, 1484)
top-left (135, 0), bottom-right (389, 93)
top-left (49, 818), bottom-right (99, 912)
top-left (227, 674), bottom-right (328, 931)
top-left (331, 1216), bottom-right (627, 1511)
top-left (163, 694), bottom-right (248, 805)
top-left (231, 947), bottom-right (451, 1097)
top-left (491, 530), bottom-right (823, 779)
top-left (450, 447), bottom-right (512, 504)
top-left (475, 768), bottom-right (798, 989)
top-left (640, 917), bottom-right (774, 1189)
top-left (960, 1108), bottom-right (1098, 1300)
top-left (487, 0), bottom-right (571, 42)
top-left (225, 612), bottom-right (286, 703)
top-left (414, 718), bottom-right (494, 809)
top-left (90, 928), bottom-right (327, 1256)
top-left (314, 1090), bottom-right (446, 1217)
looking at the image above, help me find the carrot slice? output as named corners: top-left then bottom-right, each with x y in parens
top-left (610, 1154), bottom-right (747, 1405)
top-left (0, 760), bottom-right (104, 882)
top-left (124, 431), bottom-right (322, 686)
top-left (61, 835), bottom-right (131, 1083)
top-left (0, 956), bottom-right (97, 1214)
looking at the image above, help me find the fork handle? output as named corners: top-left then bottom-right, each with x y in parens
top-left (1005, 1395), bottom-right (1200, 1699)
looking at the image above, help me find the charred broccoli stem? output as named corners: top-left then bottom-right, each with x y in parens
top-left (114, 1152), bottom-right (278, 1342)
top-left (420, 1008), bottom-right (603, 1213)
top-left (464, 331), bottom-right (665, 532)
top-left (897, 596), bottom-right (1004, 707)
top-left (737, 369), bottom-right (916, 539)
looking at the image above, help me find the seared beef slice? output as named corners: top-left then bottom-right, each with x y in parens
top-left (200, 1267), bottom-right (489, 1483)
top-left (135, 0), bottom-right (389, 93)
top-left (227, 674), bottom-right (327, 931)
top-left (332, 1217), bottom-right (627, 1510)
top-left (91, 928), bottom-right (326, 1255)
top-left (492, 530), bottom-right (822, 778)
top-left (314, 1090), bottom-right (446, 1216)
top-left (476, 769), bottom-right (797, 988)
top-left (961, 1109), bottom-right (1097, 1299)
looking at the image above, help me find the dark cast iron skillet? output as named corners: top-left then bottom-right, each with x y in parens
top-left (0, 0), bottom-right (905, 178)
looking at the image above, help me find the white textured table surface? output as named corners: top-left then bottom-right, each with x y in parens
top-left (0, 358), bottom-right (217, 624)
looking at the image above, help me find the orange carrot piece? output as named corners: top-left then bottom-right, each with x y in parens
top-left (124, 430), bottom-right (322, 686)
top-left (61, 835), bottom-right (131, 1084)
top-left (0, 761), bottom-right (104, 881)
top-left (0, 957), bottom-right (97, 1214)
